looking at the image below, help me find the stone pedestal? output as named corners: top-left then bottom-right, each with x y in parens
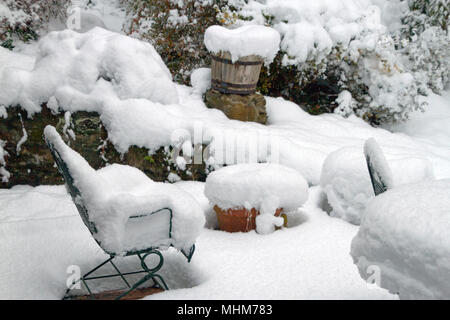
top-left (205, 89), bottom-right (267, 124)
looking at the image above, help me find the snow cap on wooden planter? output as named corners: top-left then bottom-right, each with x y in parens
top-left (204, 25), bottom-right (281, 64)
top-left (205, 25), bottom-right (280, 95)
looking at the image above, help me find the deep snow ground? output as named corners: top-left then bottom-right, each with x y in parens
top-left (1, 87), bottom-right (448, 300)
top-left (1, 0), bottom-right (450, 300)
top-left (0, 185), bottom-right (396, 300)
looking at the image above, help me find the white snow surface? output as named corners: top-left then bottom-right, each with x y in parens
top-left (0, 27), bottom-right (178, 116)
top-left (43, 125), bottom-right (204, 255)
top-left (190, 68), bottom-right (211, 96)
top-left (0, 185), bottom-right (396, 300)
top-left (0, 1), bottom-right (449, 301)
top-left (320, 146), bottom-right (434, 225)
top-left (174, 180), bottom-right (218, 230)
top-left (0, 46), bottom-right (35, 76)
top-left (204, 25), bottom-right (281, 63)
top-left (351, 179), bottom-right (450, 299)
top-left (70, 0), bottom-right (127, 33)
top-left (205, 163), bottom-right (309, 213)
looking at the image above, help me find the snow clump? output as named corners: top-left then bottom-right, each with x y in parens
top-left (204, 25), bottom-right (281, 64)
top-left (0, 27), bottom-right (178, 116)
top-left (351, 179), bottom-right (450, 299)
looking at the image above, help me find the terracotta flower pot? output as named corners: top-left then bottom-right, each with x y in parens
top-left (214, 205), bottom-right (287, 233)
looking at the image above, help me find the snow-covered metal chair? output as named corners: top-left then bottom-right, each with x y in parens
top-left (44, 125), bottom-right (204, 300)
top-left (364, 138), bottom-right (393, 196)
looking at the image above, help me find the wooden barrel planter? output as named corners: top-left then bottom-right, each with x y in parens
top-left (211, 52), bottom-right (263, 95)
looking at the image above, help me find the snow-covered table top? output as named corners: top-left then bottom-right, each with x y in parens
top-left (204, 25), bottom-right (281, 63)
top-left (204, 163), bottom-right (308, 214)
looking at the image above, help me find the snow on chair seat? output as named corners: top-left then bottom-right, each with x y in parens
top-left (43, 125), bottom-right (204, 299)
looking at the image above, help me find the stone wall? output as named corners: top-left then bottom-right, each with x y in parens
top-left (0, 105), bottom-right (206, 188)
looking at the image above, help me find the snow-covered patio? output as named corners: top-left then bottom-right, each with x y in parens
top-left (1, 89), bottom-right (449, 299)
top-left (0, 184), bottom-right (396, 300)
top-left (1, 0), bottom-right (450, 301)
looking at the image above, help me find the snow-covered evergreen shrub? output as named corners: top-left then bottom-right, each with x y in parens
top-left (0, 0), bottom-right (68, 48)
top-left (399, 0), bottom-right (450, 94)
top-left (120, 0), bottom-right (447, 125)
top-left (120, 0), bottom-right (237, 85)
top-left (234, 1), bottom-right (430, 125)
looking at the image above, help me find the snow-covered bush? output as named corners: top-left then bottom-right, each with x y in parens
top-left (233, 1), bottom-right (431, 125)
top-left (120, 0), bottom-right (235, 84)
top-left (119, 0), bottom-right (449, 125)
top-left (0, 139), bottom-right (10, 182)
top-left (0, 27), bottom-right (178, 115)
top-left (0, 0), bottom-right (68, 48)
top-left (398, 0), bottom-right (450, 94)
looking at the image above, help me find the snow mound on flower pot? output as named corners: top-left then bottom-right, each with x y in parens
top-left (43, 125), bottom-right (204, 255)
top-left (320, 146), bottom-right (434, 225)
top-left (204, 25), bottom-right (281, 64)
top-left (205, 163), bottom-right (308, 233)
top-left (350, 179), bottom-right (450, 299)
top-left (0, 27), bottom-right (178, 116)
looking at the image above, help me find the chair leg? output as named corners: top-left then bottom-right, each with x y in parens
top-left (115, 250), bottom-right (168, 300)
top-left (64, 256), bottom-right (114, 299)
top-left (64, 249), bottom-right (169, 300)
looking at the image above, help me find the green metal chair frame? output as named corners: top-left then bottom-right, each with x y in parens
top-left (45, 137), bottom-right (195, 300)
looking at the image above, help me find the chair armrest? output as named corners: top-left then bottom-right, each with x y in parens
top-left (181, 245), bottom-right (196, 263)
top-left (129, 207), bottom-right (172, 220)
top-left (107, 193), bottom-right (173, 221)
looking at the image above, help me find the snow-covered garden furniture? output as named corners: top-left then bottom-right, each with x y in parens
top-left (43, 125), bottom-right (204, 300)
top-left (320, 139), bottom-right (433, 225)
top-left (204, 163), bottom-right (308, 234)
top-left (351, 138), bottom-right (450, 299)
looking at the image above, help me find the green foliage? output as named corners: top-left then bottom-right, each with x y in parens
top-left (399, 0), bottom-right (450, 94)
top-left (1, 39), bottom-right (15, 50)
top-left (144, 155), bottom-right (156, 164)
top-left (406, 0), bottom-right (449, 32)
top-left (258, 54), bottom-right (341, 115)
top-left (120, 0), bottom-right (448, 126)
top-left (121, 0), bottom-right (232, 85)
top-left (0, 0), bottom-right (67, 45)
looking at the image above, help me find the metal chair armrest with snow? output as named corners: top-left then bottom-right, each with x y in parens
top-left (364, 138), bottom-right (393, 196)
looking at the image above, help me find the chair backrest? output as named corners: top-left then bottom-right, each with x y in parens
top-left (364, 138), bottom-right (393, 196)
top-left (45, 131), bottom-right (98, 235)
